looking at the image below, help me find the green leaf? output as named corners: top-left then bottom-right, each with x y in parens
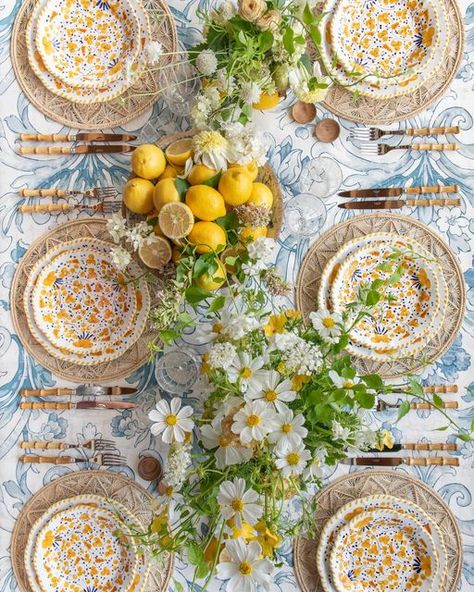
top-left (365, 290), bottom-right (381, 306)
top-left (458, 433), bottom-right (472, 442)
top-left (216, 212), bottom-right (239, 230)
top-left (341, 366), bottom-right (356, 380)
top-left (259, 30), bottom-right (274, 52)
top-left (308, 24), bottom-right (322, 46)
top-left (433, 394), bottom-right (444, 409)
top-left (409, 379), bottom-right (424, 396)
top-left (433, 425), bottom-right (450, 431)
top-left (396, 400), bottom-right (411, 422)
top-left (333, 334), bottom-right (349, 353)
top-left (193, 255), bottom-right (218, 279)
top-left (147, 216), bottom-right (158, 227)
top-left (172, 579), bottom-right (185, 592)
top-left (376, 261), bottom-right (392, 273)
top-left (185, 286), bottom-right (213, 305)
top-left (362, 374), bottom-right (384, 390)
top-left (159, 329), bottom-right (179, 344)
top-left (195, 560), bottom-right (211, 579)
top-left (370, 279), bottom-right (384, 291)
top-left (201, 172), bottom-right (221, 189)
top-left (356, 391), bottom-right (376, 409)
top-left (283, 28), bottom-right (295, 54)
top-left (175, 177), bottom-right (190, 200)
top-left (177, 312), bottom-right (194, 326)
top-left (471, 418), bottom-right (474, 433)
top-left (209, 295), bottom-right (226, 312)
top-left (302, 3), bottom-right (314, 25)
top-left (188, 542), bottom-right (204, 566)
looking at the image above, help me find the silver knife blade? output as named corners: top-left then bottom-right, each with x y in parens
top-left (341, 457), bottom-right (404, 466)
top-left (76, 401), bottom-right (137, 410)
top-left (338, 200), bottom-right (404, 210)
top-left (338, 188), bottom-right (403, 198)
top-left (74, 385), bottom-right (137, 397)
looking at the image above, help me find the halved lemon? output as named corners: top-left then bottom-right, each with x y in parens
top-left (138, 236), bottom-right (172, 269)
top-left (165, 139), bottom-right (194, 167)
top-left (158, 202), bottom-right (194, 240)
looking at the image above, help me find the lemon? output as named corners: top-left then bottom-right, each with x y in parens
top-left (218, 169), bottom-right (252, 206)
top-left (153, 178), bottom-right (181, 213)
top-left (229, 161), bottom-right (259, 182)
top-left (185, 185), bottom-right (226, 221)
top-left (158, 202), bottom-right (194, 240)
top-left (165, 139), bottom-right (194, 167)
top-left (187, 164), bottom-right (218, 185)
top-left (123, 178), bottom-right (155, 214)
top-left (188, 221), bottom-right (227, 254)
top-left (132, 144), bottom-right (166, 179)
top-left (248, 182), bottom-right (274, 208)
top-left (158, 164), bottom-right (181, 180)
top-left (195, 259), bottom-right (227, 291)
top-left (240, 226), bottom-right (268, 243)
top-left (252, 92), bottom-right (281, 110)
top-left (138, 236), bottom-right (172, 269)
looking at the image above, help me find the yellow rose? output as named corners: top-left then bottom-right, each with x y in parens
top-left (256, 9), bottom-right (281, 32)
top-left (238, 0), bottom-right (266, 22)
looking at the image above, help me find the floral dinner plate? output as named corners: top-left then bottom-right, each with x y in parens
top-left (330, 0), bottom-right (440, 86)
top-left (316, 494), bottom-right (447, 592)
top-left (329, 508), bottom-right (439, 592)
top-left (36, 0), bottom-right (140, 88)
top-left (331, 237), bottom-right (441, 352)
top-left (33, 504), bottom-right (139, 592)
top-left (25, 495), bottom-right (150, 592)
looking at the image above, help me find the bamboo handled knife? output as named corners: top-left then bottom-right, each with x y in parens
top-left (18, 144), bottom-right (136, 155)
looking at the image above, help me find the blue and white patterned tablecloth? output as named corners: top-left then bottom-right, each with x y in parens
top-left (1, 0), bottom-right (474, 589)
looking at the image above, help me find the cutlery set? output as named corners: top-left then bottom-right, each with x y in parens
top-left (18, 185), bottom-right (120, 215)
top-left (17, 132), bottom-right (137, 155)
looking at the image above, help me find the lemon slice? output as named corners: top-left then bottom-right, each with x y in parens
top-left (165, 139), bottom-right (194, 167)
top-left (138, 236), bottom-right (172, 269)
top-left (158, 202), bottom-right (194, 240)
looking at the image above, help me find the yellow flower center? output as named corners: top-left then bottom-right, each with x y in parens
top-left (343, 380), bottom-right (354, 389)
top-left (239, 561), bottom-right (253, 575)
top-left (247, 414), bottom-right (261, 427)
top-left (281, 423), bottom-right (292, 433)
top-left (164, 485), bottom-right (174, 496)
top-left (264, 389), bottom-right (278, 401)
top-left (212, 322), bottom-right (223, 333)
top-left (287, 452), bottom-right (300, 466)
top-left (231, 498), bottom-right (245, 512)
top-left (322, 317), bottom-right (336, 328)
top-left (218, 435), bottom-right (231, 448)
top-left (241, 367), bottom-right (252, 379)
top-left (165, 414), bottom-right (178, 426)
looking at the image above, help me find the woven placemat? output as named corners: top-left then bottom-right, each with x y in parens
top-left (320, 0), bottom-right (463, 124)
top-left (295, 213), bottom-right (465, 378)
top-left (294, 469), bottom-right (463, 592)
top-left (11, 470), bottom-right (174, 592)
top-left (11, 0), bottom-right (177, 129)
top-left (11, 218), bottom-right (160, 383)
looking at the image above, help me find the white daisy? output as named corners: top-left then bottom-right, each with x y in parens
top-left (231, 400), bottom-right (277, 444)
top-left (148, 398), bottom-right (194, 444)
top-left (303, 447), bottom-right (327, 481)
top-left (331, 419), bottom-right (352, 441)
top-left (217, 478), bottom-right (263, 526)
top-left (200, 418), bottom-right (253, 468)
top-left (268, 408), bottom-right (308, 447)
top-left (275, 442), bottom-right (311, 477)
top-left (217, 538), bottom-right (273, 592)
top-left (227, 352), bottom-right (267, 392)
top-left (156, 479), bottom-right (184, 506)
top-left (329, 370), bottom-right (360, 394)
top-left (246, 370), bottom-right (297, 410)
top-left (309, 309), bottom-right (343, 343)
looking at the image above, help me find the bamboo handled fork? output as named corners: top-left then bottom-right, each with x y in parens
top-left (18, 202), bottom-right (122, 214)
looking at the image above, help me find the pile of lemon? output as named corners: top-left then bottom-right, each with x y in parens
top-left (123, 140), bottom-right (274, 290)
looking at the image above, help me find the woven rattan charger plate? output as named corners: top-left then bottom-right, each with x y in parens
top-left (295, 213), bottom-right (465, 378)
top-left (11, 0), bottom-right (177, 129)
top-left (11, 470), bottom-right (173, 592)
top-left (293, 469), bottom-right (462, 592)
top-left (319, 0), bottom-right (463, 124)
top-left (11, 218), bottom-right (161, 383)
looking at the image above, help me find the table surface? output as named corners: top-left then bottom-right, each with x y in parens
top-left (1, 0), bottom-right (473, 590)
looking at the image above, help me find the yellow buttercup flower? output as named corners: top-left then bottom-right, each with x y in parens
top-left (292, 374), bottom-right (311, 391)
top-left (255, 521), bottom-right (281, 556)
top-left (227, 518), bottom-right (256, 541)
top-left (374, 429), bottom-right (395, 451)
top-left (264, 313), bottom-right (287, 337)
top-left (285, 309), bottom-right (301, 320)
top-left (150, 511), bottom-right (168, 534)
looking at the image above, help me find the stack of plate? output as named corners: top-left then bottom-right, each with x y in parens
top-left (26, 0), bottom-right (151, 104)
top-left (316, 494), bottom-right (447, 592)
top-left (24, 238), bottom-right (150, 366)
top-left (320, 0), bottom-right (449, 99)
top-left (317, 232), bottom-right (447, 361)
top-left (25, 494), bottom-right (150, 592)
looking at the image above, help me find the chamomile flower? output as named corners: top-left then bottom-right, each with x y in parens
top-left (156, 479), bottom-right (185, 506)
top-left (110, 246), bottom-right (131, 271)
top-left (227, 352), bottom-right (267, 392)
top-left (275, 442), bottom-right (311, 477)
top-left (217, 478), bottom-right (263, 526)
top-left (331, 419), bottom-right (352, 441)
top-left (303, 447), bottom-right (327, 480)
top-left (310, 309), bottom-right (343, 343)
top-left (268, 408), bottom-right (308, 447)
top-left (216, 539), bottom-right (273, 592)
top-left (329, 370), bottom-right (360, 394)
top-left (246, 370), bottom-right (297, 410)
top-left (231, 400), bottom-right (277, 444)
top-left (148, 398), bottom-right (194, 444)
top-left (200, 418), bottom-right (253, 468)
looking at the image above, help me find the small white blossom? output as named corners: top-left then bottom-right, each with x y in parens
top-left (219, 0), bottom-right (237, 20)
top-left (207, 342), bottom-right (238, 370)
top-left (145, 40), bottom-right (163, 65)
top-left (216, 68), bottom-right (235, 93)
top-left (196, 49), bottom-right (218, 75)
top-left (247, 237), bottom-right (276, 262)
top-left (303, 447), bottom-right (328, 480)
top-left (268, 407), bottom-right (308, 447)
top-left (240, 81), bottom-right (262, 104)
top-left (332, 419), bottom-right (352, 441)
top-left (220, 310), bottom-right (262, 340)
top-left (231, 400), bottom-right (278, 444)
top-left (165, 443), bottom-right (192, 488)
top-left (148, 397), bottom-right (194, 444)
top-left (110, 246), bottom-right (131, 271)
top-left (275, 441), bottom-right (311, 477)
top-left (106, 212), bottom-right (128, 243)
top-left (223, 122), bottom-right (268, 166)
top-left (126, 220), bottom-right (153, 251)
top-left (329, 370), bottom-right (360, 394)
top-left (270, 331), bottom-right (302, 352)
top-left (281, 340), bottom-right (323, 375)
top-left (227, 352), bottom-right (267, 392)
top-left (217, 478), bottom-right (263, 526)
top-left (310, 310), bottom-right (343, 343)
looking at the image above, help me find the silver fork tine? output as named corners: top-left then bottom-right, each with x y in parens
top-left (94, 186), bottom-right (118, 199)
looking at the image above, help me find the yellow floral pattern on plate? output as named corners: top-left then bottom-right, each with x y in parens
top-left (32, 247), bottom-right (137, 356)
top-left (331, 0), bottom-right (440, 85)
top-left (33, 505), bottom-right (138, 592)
top-left (330, 508), bottom-right (439, 592)
top-left (36, 0), bottom-right (140, 88)
top-left (331, 239), bottom-right (440, 351)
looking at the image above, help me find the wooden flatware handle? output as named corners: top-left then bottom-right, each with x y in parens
top-left (19, 133), bottom-right (73, 142)
top-left (406, 457), bottom-right (459, 466)
top-left (18, 146), bottom-right (73, 155)
top-left (21, 402), bottom-right (73, 410)
top-left (410, 401), bottom-right (458, 410)
top-left (407, 126), bottom-right (460, 136)
top-left (405, 185), bottom-right (459, 194)
top-left (20, 441), bottom-right (66, 449)
top-left (21, 388), bottom-right (73, 397)
top-left (412, 143), bottom-right (458, 151)
top-left (406, 199), bottom-right (460, 207)
top-left (19, 204), bottom-right (73, 213)
top-left (20, 188), bottom-right (68, 197)
top-left (403, 443), bottom-right (458, 451)
top-left (20, 454), bottom-right (74, 464)
top-left (423, 385), bottom-right (458, 393)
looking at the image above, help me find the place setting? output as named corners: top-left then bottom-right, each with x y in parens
top-left (3, 0), bottom-right (473, 589)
